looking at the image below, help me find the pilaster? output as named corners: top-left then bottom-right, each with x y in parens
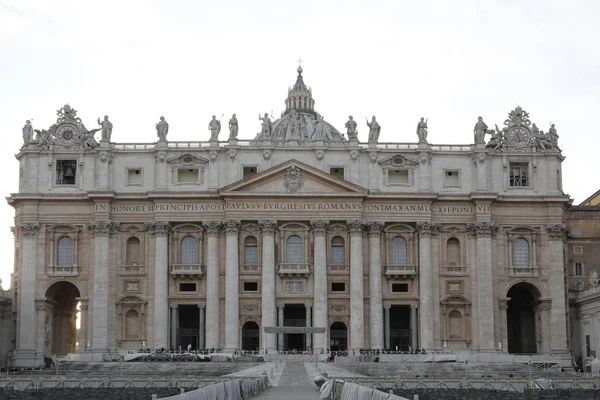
top-left (417, 222), bottom-right (438, 349)
top-left (305, 303), bottom-right (312, 350)
top-left (348, 220), bottom-right (364, 350)
top-left (311, 220), bottom-right (329, 351)
top-left (546, 224), bottom-right (569, 353)
top-left (224, 220), bottom-right (241, 351)
top-left (259, 220), bottom-right (277, 354)
top-left (146, 221), bottom-right (170, 349)
top-left (367, 222), bottom-right (384, 349)
top-left (204, 221), bottom-right (221, 348)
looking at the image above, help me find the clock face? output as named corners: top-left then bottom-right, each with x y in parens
top-left (56, 124), bottom-right (79, 145)
top-left (507, 127), bottom-right (530, 147)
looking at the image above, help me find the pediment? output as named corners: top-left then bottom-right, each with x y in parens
top-left (167, 153), bottom-right (208, 165)
top-left (220, 159), bottom-right (368, 196)
top-left (379, 154), bottom-right (419, 167)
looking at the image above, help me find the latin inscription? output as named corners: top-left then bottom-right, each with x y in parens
top-left (95, 202), bottom-right (487, 214)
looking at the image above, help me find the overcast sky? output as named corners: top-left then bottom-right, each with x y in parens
top-left (0, 0), bottom-right (598, 288)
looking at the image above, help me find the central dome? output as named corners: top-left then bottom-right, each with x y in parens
top-left (254, 67), bottom-right (346, 142)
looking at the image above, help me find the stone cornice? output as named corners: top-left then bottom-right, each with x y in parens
top-left (310, 220), bottom-right (329, 236)
top-left (259, 220), bottom-right (278, 235)
top-left (88, 221), bottom-right (119, 237)
top-left (466, 221), bottom-right (498, 237)
top-left (145, 221), bottom-right (171, 236)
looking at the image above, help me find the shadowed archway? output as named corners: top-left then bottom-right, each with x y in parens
top-left (45, 281), bottom-right (80, 355)
top-left (330, 322), bottom-right (348, 351)
top-left (507, 282), bottom-right (541, 354)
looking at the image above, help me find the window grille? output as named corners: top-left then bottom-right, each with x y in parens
top-left (244, 236), bottom-right (258, 265)
top-left (331, 236), bottom-right (345, 265)
top-left (57, 236), bottom-right (73, 266)
top-left (575, 262), bottom-right (583, 277)
top-left (446, 238), bottom-right (461, 266)
top-left (180, 236), bottom-right (198, 264)
top-left (509, 163), bottom-right (528, 187)
top-left (390, 236), bottom-right (407, 264)
top-left (126, 237), bottom-right (141, 265)
top-left (513, 238), bottom-right (529, 268)
top-left (286, 235), bottom-right (303, 263)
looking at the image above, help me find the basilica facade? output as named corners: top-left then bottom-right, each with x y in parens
top-left (8, 68), bottom-right (571, 367)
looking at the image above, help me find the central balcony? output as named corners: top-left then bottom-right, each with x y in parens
top-left (384, 264), bottom-right (417, 279)
top-left (170, 264), bottom-right (204, 279)
top-left (240, 264), bottom-right (261, 274)
top-left (278, 263), bottom-right (311, 278)
top-left (46, 265), bottom-right (79, 277)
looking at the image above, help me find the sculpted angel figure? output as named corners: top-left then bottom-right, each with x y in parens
top-left (345, 116), bottom-right (358, 140)
top-left (156, 116), bottom-right (169, 141)
top-left (209, 115), bottom-right (221, 141)
top-left (259, 113), bottom-right (272, 139)
top-left (228, 114), bottom-right (238, 139)
top-left (22, 120), bottom-right (33, 145)
top-left (366, 116), bottom-right (380, 143)
top-left (98, 115), bottom-right (113, 141)
top-left (416, 117), bottom-right (428, 142)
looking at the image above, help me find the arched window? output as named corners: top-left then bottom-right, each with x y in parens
top-left (180, 236), bottom-right (198, 264)
top-left (446, 238), bottom-right (461, 266)
top-left (286, 235), bottom-right (303, 263)
top-left (390, 236), bottom-right (407, 264)
top-left (125, 309), bottom-right (140, 339)
top-left (513, 238), bottom-right (529, 268)
top-left (57, 236), bottom-right (73, 266)
top-left (244, 236), bottom-right (258, 265)
top-left (126, 237), bottom-right (141, 265)
top-left (448, 310), bottom-right (464, 340)
top-left (331, 236), bottom-right (345, 265)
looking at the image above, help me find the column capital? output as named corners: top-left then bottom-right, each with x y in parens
top-left (366, 221), bottom-right (384, 237)
top-left (383, 304), bottom-right (391, 310)
top-left (259, 220), bottom-right (278, 235)
top-left (304, 303), bottom-right (312, 309)
top-left (347, 220), bottom-right (364, 236)
top-left (277, 303), bottom-right (285, 310)
top-left (223, 220), bottom-right (241, 235)
top-left (416, 221), bottom-right (440, 237)
top-left (145, 221), bottom-right (171, 236)
top-left (170, 304), bottom-right (178, 310)
top-left (310, 220), bottom-right (329, 236)
top-left (466, 221), bottom-right (497, 237)
top-left (18, 223), bottom-right (40, 236)
top-left (204, 220), bottom-right (222, 236)
top-left (197, 303), bottom-right (206, 309)
top-left (410, 304), bottom-right (419, 310)
top-left (88, 221), bottom-right (119, 237)
top-left (546, 224), bottom-right (567, 241)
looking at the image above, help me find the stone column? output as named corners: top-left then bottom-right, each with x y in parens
top-left (367, 222), bottom-right (384, 349)
top-left (88, 221), bottom-right (118, 352)
top-left (79, 301), bottom-right (88, 352)
top-left (348, 220), bottom-right (365, 350)
top-left (311, 220), bottom-right (329, 352)
top-left (35, 303), bottom-right (46, 354)
top-left (410, 304), bottom-right (418, 350)
top-left (384, 304), bottom-right (391, 349)
top-left (15, 223), bottom-right (40, 366)
top-left (467, 222), bottom-right (497, 351)
top-left (498, 299), bottom-right (509, 353)
top-left (277, 304), bottom-right (284, 351)
top-left (259, 220), bottom-right (277, 354)
top-left (305, 303), bottom-right (312, 350)
top-left (224, 220), bottom-right (241, 351)
top-left (147, 221), bottom-right (170, 349)
top-left (417, 222), bottom-right (437, 350)
top-left (546, 225), bottom-right (569, 353)
top-left (204, 221), bottom-right (221, 349)
top-left (170, 304), bottom-right (178, 350)
top-left (198, 304), bottom-right (205, 349)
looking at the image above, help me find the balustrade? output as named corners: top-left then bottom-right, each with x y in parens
top-left (384, 264), bottom-right (417, 278)
top-left (170, 264), bottom-right (204, 279)
top-left (278, 263), bottom-right (311, 277)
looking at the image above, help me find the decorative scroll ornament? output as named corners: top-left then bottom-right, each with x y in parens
top-left (155, 152), bottom-right (166, 163)
top-left (369, 152), bottom-right (378, 164)
top-left (311, 220), bottom-right (329, 235)
top-left (228, 148), bottom-right (237, 163)
top-left (330, 304), bottom-right (347, 313)
top-left (283, 165), bottom-right (304, 192)
top-left (347, 220), bottom-right (364, 236)
top-left (262, 149), bottom-right (272, 161)
top-left (88, 221), bottom-right (119, 236)
top-left (419, 152), bottom-right (431, 165)
top-left (416, 221), bottom-right (440, 237)
top-left (145, 221), bottom-right (171, 236)
top-left (223, 220), bottom-right (241, 234)
top-left (259, 220), bottom-right (278, 235)
top-left (18, 223), bottom-right (40, 236)
top-left (546, 224), bottom-right (567, 240)
top-left (350, 150), bottom-right (359, 164)
top-left (31, 104), bottom-right (100, 151)
top-left (315, 149), bottom-right (325, 162)
top-left (366, 221), bottom-right (384, 236)
top-left (466, 222), bottom-right (497, 237)
top-left (204, 221), bottom-right (222, 235)
top-left (209, 151), bottom-right (218, 163)
top-left (243, 304), bottom-right (259, 313)
top-left (99, 151), bottom-right (114, 164)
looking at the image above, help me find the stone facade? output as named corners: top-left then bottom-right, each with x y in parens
top-left (7, 69), bottom-right (571, 366)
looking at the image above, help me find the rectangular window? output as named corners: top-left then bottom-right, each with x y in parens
top-left (243, 166), bottom-right (258, 180)
top-left (444, 170), bottom-right (460, 187)
top-left (388, 169), bottom-right (409, 185)
top-left (331, 282), bottom-right (346, 292)
top-left (573, 245), bottom-right (583, 254)
top-left (127, 169), bottom-right (142, 185)
top-left (179, 283), bottom-right (196, 292)
top-left (392, 283), bottom-right (409, 293)
top-left (330, 167), bottom-right (344, 179)
top-left (178, 168), bottom-right (199, 183)
top-left (331, 246), bottom-right (345, 265)
top-left (56, 160), bottom-right (77, 185)
top-left (243, 281), bottom-right (258, 292)
top-left (575, 262), bottom-right (583, 277)
top-left (509, 163), bottom-right (529, 187)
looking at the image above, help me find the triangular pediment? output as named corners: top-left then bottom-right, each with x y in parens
top-left (220, 159), bottom-right (368, 196)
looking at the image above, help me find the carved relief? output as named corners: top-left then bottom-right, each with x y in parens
top-left (284, 280), bottom-right (305, 293)
top-left (369, 152), bottom-right (378, 164)
top-left (88, 221), bottom-right (118, 236)
top-left (242, 304), bottom-right (259, 313)
top-left (154, 152), bottom-right (166, 163)
top-left (349, 150), bottom-right (359, 164)
top-left (419, 153), bottom-right (431, 165)
top-left (228, 149), bottom-right (238, 163)
top-left (209, 151), bottom-right (218, 164)
top-left (262, 149), bottom-right (272, 161)
top-left (99, 151), bottom-right (114, 164)
top-left (283, 165), bottom-right (304, 192)
top-left (315, 149), bottom-right (325, 162)
top-left (546, 224), bottom-right (567, 240)
top-left (18, 223), bottom-right (40, 236)
top-left (329, 304), bottom-right (347, 313)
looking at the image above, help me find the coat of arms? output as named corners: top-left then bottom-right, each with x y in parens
top-left (283, 165), bottom-right (304, 192)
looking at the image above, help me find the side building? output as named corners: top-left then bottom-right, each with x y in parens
top-left (7, 68), bottom-right (570, 367)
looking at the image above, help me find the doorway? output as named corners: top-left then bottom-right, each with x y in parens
top-left (45, 281), bottom-right (80, 355)
top-left (242, 321), bottom-right (260, 351)
top-left (330, 322), bottom-right (348, 351)
top-left (178, 304), bottom-right (199, 350)
top-left (507, 283), bottom-right (539, 354)
top-left (283, 304), bottom-right (306, 351)
top-left (390, 305), bottom-right (411, 351)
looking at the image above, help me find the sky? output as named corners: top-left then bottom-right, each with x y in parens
top-left (0, 0), bottom-right (599, 288)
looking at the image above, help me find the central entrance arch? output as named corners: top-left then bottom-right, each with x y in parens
top-left (45, 281), bottom-right (80, 355)
top-left (330, 322), bottom-right (348, 351)
top-left (242, 321), bottom-right (260, 351)
top-left (507, 282), bottom-right (540, 354)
